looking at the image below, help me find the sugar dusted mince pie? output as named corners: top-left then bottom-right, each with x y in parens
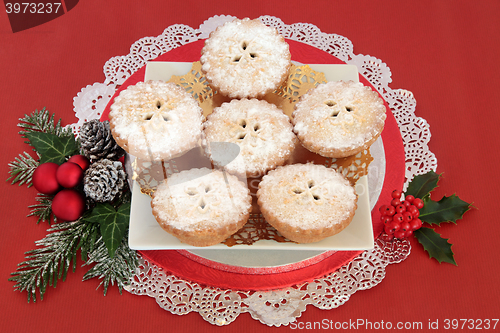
top-left (151, 168), bottom-right (252, 247)
top-left (292, 80), bottom-right (387, 158)
top-left (203, 98), bottom-right (297, 177)
top-left (257, 164), bottom-right (358, 243)
top-left (109, 81), bottom-right (203, 161)
top-left (200, 18), bottom-right (291, 99)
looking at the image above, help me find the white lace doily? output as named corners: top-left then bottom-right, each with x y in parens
top-left (71, 15), bottom-right (437, 327)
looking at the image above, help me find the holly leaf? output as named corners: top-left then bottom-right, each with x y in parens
top-left (419, 194), bottom-right (472, 225)
top-left (406, 171), bottom-right (441, 199)
top-left (84, 203), bottom-right (130, 258)
top-left (25, 132), bottom-right (78, 164)
top-left (414, 227), bottom-right (457, 265)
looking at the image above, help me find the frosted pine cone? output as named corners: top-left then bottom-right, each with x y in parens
top-left (83, 159), bottom-right (126, 202)
top-left (79, 119), bottom-right (124, 162)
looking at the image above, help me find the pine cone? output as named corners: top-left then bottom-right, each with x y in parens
top-left (83, 159), bottom-right (127, 202)
top-left (79, 119), bottom-right (124, 162)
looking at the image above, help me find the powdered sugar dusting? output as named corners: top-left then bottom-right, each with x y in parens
top-left (258, 164), bottom-right (357, 228)
top-left (292, 81), bottom-right (386, 153)
top-left (203, 99), bottom-right (297, 176)
top-left (109, 81), bottom-right (203, 160)
top-left (200, 18), bottom-right (291, 98)
top-left (152, 168), bottom-right (251, 230)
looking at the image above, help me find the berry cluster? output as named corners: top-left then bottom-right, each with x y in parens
top-left (32, 155), bottom-right (90, 221)
top-left (379, 189), bottom-right (424, 240)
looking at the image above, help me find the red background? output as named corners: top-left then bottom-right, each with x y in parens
top-left (1, 1), bottom-right (499, 332)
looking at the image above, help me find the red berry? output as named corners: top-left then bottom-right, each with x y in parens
top-left (393, 213), bottom-right (404, 224)
top-left (407, 204), bottom-right (419, 215)
top-left (68, 155), bottom-right (90, 171)
top-left (413, 198), bottom-right (424, 209)
top-left (391, 189), bottom-right (402, 199)
top-left (400, 221), bottom-right (411, 232)
top-left (381, 215), bottom-right (393, 224)
top-left (405, 195), bottom-right (415, 203)
top-left (402, 200), bottom-right (411, 208)
top-left (410, 218), bottom-right (423, 231)
top-left (395, 204), bottom-right (406, 215)
top-left (403, 211), bottom-right (413, 223)
top-left (408, 205), bottom-right (420, 218)
top-left (379, 205), bottom-right (395, 216)
top-left (386, 205), bottom-right (396, 216)
top-left (51, 189), bottom-right (85, 221)
top-left (56, 162), bottom-right (84, 188)
top-left (385, 221), bottom-right (400, 235)
top-left (404, 230), bottom-right (414, 238)
top-left (32, 162), bottom-right (60, 195)
top-left (388, 221), bottom-right (401, 233)
top-left (391, 198), bottom-right (401, 207)
top-left (379, 204), bottom-right (389, 215)
top-left (394, 230), bottom-right (406, 239)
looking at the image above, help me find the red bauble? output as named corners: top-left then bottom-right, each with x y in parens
top-left (52, 189), bottom-right (85, 221)
top-left (33, 162), bottom-right (60, 194)
top-left (68, 155), bottom-right (90, 171)
top-left (56, 162), bottom-right (84, 188)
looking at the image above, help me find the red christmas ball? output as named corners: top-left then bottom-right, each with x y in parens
top-left (68, 155), bottom-right (90, 171)
top-left (52, 189), bottom-right (85, 221)
top-left (33, 162), bottom-right (60, 194)
top-left (56, 162), bottom-right (84, 188)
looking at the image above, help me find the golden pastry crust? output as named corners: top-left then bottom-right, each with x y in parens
top-left (109, 81), bottom-right (203, 161)
top-left (203, 98), bottom-right (297, 177)
top-left (200, 18), bottom-right (291, 99)
top-left (151, 168), bottom-right (252, 247)
top-left (256, 164), bottom-right (358, 243)
top-left (292, 81), bottom-right (387, 158)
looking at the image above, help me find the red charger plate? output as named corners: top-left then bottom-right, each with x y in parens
top-left (101, 39), bottom-right (405, 291)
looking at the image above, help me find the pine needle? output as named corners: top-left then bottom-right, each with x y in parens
top-left (27, 194), bottom-right (55, 224)
top-left (6, 152), bottom-right (39, 187)
top-left (7, 108), bottom-right (76, 188)
top-left (18, 107), bottom-right (73, 140)
top-left (83, 235), bottom-right (139, 296)
top-left (9, 220), bottom-right (100, 302)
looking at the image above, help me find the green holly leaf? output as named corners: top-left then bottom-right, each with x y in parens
top-left (414, 227), bottom-right (457, 265)
top-left (406, 171), bottom-right (441, 199)
top-left (25, 132), bottom-right (78, 164)
top-left (84, 203), bottom-right (130, 258)
top-left (419, 194), bottom-right (472, 226)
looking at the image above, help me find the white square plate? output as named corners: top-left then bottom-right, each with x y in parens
top-left (128, 61), bottom-right (374, 251)
top-left (129, 176), bottom-right (373, 251)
